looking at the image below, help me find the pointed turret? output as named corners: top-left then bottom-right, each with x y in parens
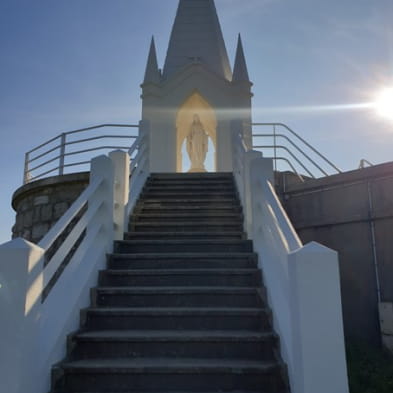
top-left (163, 0), bottom-right (232, 81)
top-left (232, 34), bottom-right (250, 83)
top-left (143, 37), bottom-right (161, 84)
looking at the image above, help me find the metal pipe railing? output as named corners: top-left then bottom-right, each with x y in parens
top-left (23, 124), bottom-right (139, 184)
top-left (359, 159), bottom-right (373, 169)
top-left (254, 145), bottom-right (315, 178)
top-left (254, 133), bottom-right (329, 177)
top-left (251, 123), bottom-right (341, 178)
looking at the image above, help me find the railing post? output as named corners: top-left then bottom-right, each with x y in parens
top-left (273, 124), bottom-right (277, 172)
top-left (0, 238), bottom-right (45, 393)
top-left (87, 155), bottom-right (114, 252)
top-left (230, 121), bottom-right (244, 205)
top-left (288, 242), bottom-right (349, 393)
top-left (59, 133), bottom-right (66, 176)
top-left (246, 154), bottom-right (274, 239)
top-left (138, 119), bottom-right (150, 173)
top-left (126, 121), bottom-right (150, 218)
top-left (109, 151), bottom-right (130, 240)
top-left (243, 150), bottom-right (264, 238)
top-left (24, 152), bottom-right (30, 184)
top-left (230, 120), bottom-right (243, 172)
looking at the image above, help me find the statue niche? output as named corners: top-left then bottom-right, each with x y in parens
top-left (186, 114), bottom-right (209, 172)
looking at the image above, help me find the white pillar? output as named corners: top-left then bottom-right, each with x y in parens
top-left (248, 155), bottom-right (274, 238)
top-left (288, 242), bottom-right (349, 393)
top-left (109, 151), bottom-right (130, 240)
top-left (243, 151), bottom-right (266, 237)
top-left (0, 238), bottom-right (45, 393)
top-left (379, 302), bottom-right (393, 354)
top-left (87, 155), bottom-right (114, 252)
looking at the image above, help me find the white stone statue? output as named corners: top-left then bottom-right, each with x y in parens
top-left (186, 114), bottom-right (209, 172)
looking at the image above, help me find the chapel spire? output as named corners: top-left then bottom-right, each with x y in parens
top-left (163, 0), bottom-right (232, 81)
top-left (143, 36), bottom-right (161, 84)
top-left (232, 34), bottom-right (250, 83)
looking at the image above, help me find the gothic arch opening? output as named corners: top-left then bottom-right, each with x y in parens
top-left (176, 91), bottom-right (217, 172)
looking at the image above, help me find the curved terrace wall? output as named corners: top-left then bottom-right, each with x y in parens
top-left (12, 172), bottom-right (89, 243)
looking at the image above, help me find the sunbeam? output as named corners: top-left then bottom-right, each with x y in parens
top-left (374, 87), bottom-right (393, 121)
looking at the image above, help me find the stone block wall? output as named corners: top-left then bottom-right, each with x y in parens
top-left (278, 161), bottom-right (393, 347)
top-left (12, 173), bottom-right (89, 244)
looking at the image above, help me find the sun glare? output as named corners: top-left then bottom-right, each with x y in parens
top-left (374, 87), bottom-right (393, 121)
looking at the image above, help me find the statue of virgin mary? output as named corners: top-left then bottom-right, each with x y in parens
top-left (186, 114), bottom-right (209, 172)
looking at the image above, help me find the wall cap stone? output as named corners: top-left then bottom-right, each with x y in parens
top-left (282, 161), bottom-right (393, 195)
top-left (12, 172), bottom-right (89, 211)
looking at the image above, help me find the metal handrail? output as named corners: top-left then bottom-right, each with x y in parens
top-left (275, 158), bottom-right (305, 182)
top-left (254, 133), bottom-right (328, 177)
top-left (253, 123), bottom-right (341, 173)
top-left (254, 145), bottom-right (314, 178)
top-left (24, 124), bottom-right (139, 184)
top-left (252, 123), bottom-right (341, 178)
top-left (359, 159), bottom-right (373, 169)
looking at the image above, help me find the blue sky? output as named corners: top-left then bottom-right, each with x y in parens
top-left (0, 0), bottom-right (392, 243)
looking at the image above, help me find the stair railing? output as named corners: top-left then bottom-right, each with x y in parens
top-left (0, 150), bottom-right (130, 393)
top-left (23, 123), bottom-right (139, 184)
top-left (126, 120), bottom-right (151, 222)
top-left (232, 127), bottom-right (349, 393)
top-left (251, 122), bottom-right (342, 178)
top-left (359, 158), bottom-right (373, 169)
top-left (232, 128), bottom-right (265, 237)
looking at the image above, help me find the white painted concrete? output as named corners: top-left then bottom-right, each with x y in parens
top-left (289, 243), bottom-right (349, 393)
top-left (142, 1), bottom-right (252, 174)
top-left (0, 239), bottom-right (44, 393)
top-left (379, 302), bottom-right (393, 353)
top-left (127, 123), bottom-right (150, 217)
top-left (163, 0), bottom-right (232, 81)
top-left (249, 155), bottom-right (299, 383)
top-left (233, 138), bottom-right (350, 393)
top-left (0, 153), bottom-right (122, 393)
top-left (110, 150), bottom-right (130, 239)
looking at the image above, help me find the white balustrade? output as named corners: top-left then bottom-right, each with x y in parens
top-left (232, 125), bottom-right (349, 393)
top-left (0, 144), bottom-right (149, 393)
top-left (126, 120), bottom-right (150, 218)
top-left (0, 122), bottom-right (350, 393)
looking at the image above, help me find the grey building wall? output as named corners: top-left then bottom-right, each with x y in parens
top-left (12, 173), bottom-right (89, 244)
top-left (278, 162), bottom-right (393, 346)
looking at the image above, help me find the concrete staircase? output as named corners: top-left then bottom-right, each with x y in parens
top-left (51, 172), bottom-right (289, 393)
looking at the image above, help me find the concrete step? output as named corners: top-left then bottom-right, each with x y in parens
top-left (139, 198), bottom-right (239, 207)
top-left (131, 221), bottom-right (243, 232)
top-left (144, 184), bottom-right (236, 191)
top-left (70, 330), bottom-right (278, 361)
top-left (82, 307), bottom-right (272, 331)
top-left (135, 206), bottom-right (242, 215)
top-left (54, 391), bottom-right (285, 393)
top-left (114, 239), bottom-right (253, 254)
top-left (146, 179), bottom-right (235, 187)
top-left (92, 287), bottom-right (264, 308)
top-left (149, 172), bottom-right (234, 179)
top-left (108, 252), bottom-right (258, 270)
top-left (123, 231), bottom-right (246, 240)
top-left (130, 212), bottom-right (243, 223)
top-left (54, 358), bottom-right (286, 392)
top-left (48, 171), bottom-right (290, 393)
top-left (139, 192), bottom-right (237, 200)
top-left (99, 269), bottom-right (261, 287)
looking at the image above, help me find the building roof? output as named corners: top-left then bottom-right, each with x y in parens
top-left (162, 0), bottom-right (232, 81)
top-left (143, 37), bottom-right (161, 84)
top-left (232, 34), bottom-right (250, 83)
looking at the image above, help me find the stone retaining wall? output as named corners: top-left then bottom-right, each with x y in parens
top-left (279, 161), bottom-right (393, 346)
top-left (12, 173), bottom-right (89, 244)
